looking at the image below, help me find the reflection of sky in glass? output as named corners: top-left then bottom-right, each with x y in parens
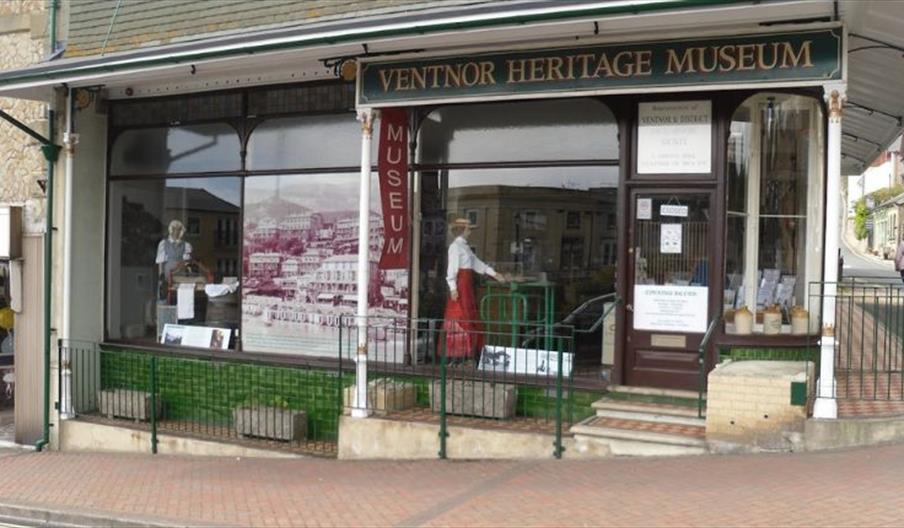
top-left (244, 173), bottom-right (382, 213)
top-left (448, 166), bottom-right (618, 190)
top-left (167, 178), bottom-right (241, 206)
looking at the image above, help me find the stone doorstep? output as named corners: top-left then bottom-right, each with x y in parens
top-left (593, 398), bottom-right (702, 419)
top-left (607, 384), bottom-right (700, 401)
top-left (594, 407), bottom-right (706, 428)
top-left (570, 415), bottom-right (706, 448)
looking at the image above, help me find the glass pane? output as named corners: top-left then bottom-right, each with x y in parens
top-left (725, 93), bottom-right (821, 335)
top-left (418, 99), bottom-right (618, 164)
top-left (724, 213), bottom-right (746, 311)
top-left (759, 98), bottom-right (810, 215)
top-left (247, 113), bottom-right (372, 170)
top-left (418, 166), bottom-right (619, 358)
top-left (106, 177), bottom-right (242, 347)
top-left (757, 216), bottom-right (807, 318)
top-left (633, 195), bottom-right (711, 287)
top-left (109, 124), bottom-right (241, 176)
top-left (242, 173), bottom-right (408, 357)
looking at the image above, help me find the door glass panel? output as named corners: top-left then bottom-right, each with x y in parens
top-left (633, 195), bottom-right (711, 287)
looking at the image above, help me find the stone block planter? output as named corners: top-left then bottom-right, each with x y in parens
top-left (429, 379), bottom-right (517, 419)
top-left (232, 407), bottom-right (307, 441)
top-left (343, 379), bottom-right (417, 415)
top-left (98, 389), bottom-right (161, 421)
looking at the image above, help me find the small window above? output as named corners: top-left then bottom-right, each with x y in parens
top-left (247, 113), bottom-right (373, 171)
top-left (417, 99), bottom-right (618, 164)
top-left (109, 123), bottom-right (241, 176)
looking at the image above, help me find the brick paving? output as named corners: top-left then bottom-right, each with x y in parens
top-left (0, 445), bottom-right (901, 527)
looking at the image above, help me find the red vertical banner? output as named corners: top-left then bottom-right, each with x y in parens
top-left (377, 108), bottom-right (409, 270)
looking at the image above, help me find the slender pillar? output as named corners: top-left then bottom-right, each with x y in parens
top-left (814, 82), bottom-right (846, 419)
top-left (352, 108), bottom-right (375, 418)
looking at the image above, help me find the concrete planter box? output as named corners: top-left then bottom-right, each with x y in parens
top-left (98, 389), bottom-right (161, 421)
top-left (430, 380), bottom-right (517, 419)
top-left (233, 407), bottom-right (307, 441)
top-left (343, 379), bottom-right (417, 415)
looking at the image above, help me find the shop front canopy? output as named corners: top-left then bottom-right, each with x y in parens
top-left (0, 0), bottom-right (900, 173)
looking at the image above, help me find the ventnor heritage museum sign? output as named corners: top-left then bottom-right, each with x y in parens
top-left (359, 29), bottom-right (842, 105)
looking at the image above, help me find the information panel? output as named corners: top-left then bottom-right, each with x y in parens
top-left (633, 285), bottom-right (708, 333)
top-left (637, 100), bottom-right (711, 174)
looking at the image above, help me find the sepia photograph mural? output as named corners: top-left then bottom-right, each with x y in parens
top-left (242, 173), bottom-right (409, 357)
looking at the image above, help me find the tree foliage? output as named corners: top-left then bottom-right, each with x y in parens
top-left (854, 199), bottom-right (869, 240)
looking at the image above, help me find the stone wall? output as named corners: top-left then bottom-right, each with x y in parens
top-left (0, 0), bottom-right (47, 206)
top-left (706, 360), bottom-right (815, 451)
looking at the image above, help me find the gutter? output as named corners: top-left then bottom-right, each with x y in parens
top-left (35, 0), bottom-right (61, 454)
top-left (0, 0), bottom-right (749, 88)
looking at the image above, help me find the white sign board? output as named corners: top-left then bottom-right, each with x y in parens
top-left (637, 100), bottom-right (711, 174)
top-left (660, 223), bottom-right (682, 254)
top-left (633, 285), bottom-right (708, 333)
top-left (161, 324), bottom-right (231, 350)
top-left (660, 204), bottom-right (688, 217)
top-left (478, 345), bottom-right (573, 377)
top-left (637, 198), bottom-right (652, 220)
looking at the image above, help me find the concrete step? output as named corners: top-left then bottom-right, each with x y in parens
top-left (570, 415), bottom-right (707, 457)
top-left (594, 407), bottom-right (705, 428)
top-left (607, 385), bottom-right (701, 401)
top-left (593, 398), bottom-right (702, 419)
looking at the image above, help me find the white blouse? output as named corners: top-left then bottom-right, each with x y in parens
top-left (446, 236), bottom-right (496, 291)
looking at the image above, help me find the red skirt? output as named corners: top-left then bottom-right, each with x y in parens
top-left (443, 269), bottom-right (485, 359)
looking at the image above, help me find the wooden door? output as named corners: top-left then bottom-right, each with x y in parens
top-left (624, 190), bottom-right (714, 390)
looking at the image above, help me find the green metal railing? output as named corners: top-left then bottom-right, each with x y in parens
top-left (338, 315), bottom-right (578, 459)
top-left (811, 280), bottom-right (904, 403)
top-left (697, 315), bottom-right (720, 418)
top-left (59, 340), bottom-right (344, 456)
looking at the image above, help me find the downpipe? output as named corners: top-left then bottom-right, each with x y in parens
top-left (36, 0), bottom-right (60, 452)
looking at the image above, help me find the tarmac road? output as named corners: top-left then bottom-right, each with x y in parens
top-left (840, 234), bottom-right (899, 282)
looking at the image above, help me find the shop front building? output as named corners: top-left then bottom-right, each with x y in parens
top-left (1, 0), bottom-right (903, 456)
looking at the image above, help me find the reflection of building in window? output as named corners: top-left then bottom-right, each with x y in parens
top-left (566, 211), bottom-right (581, 230)
top-left (164, 187), bottom-right (240, 281)
top-left (447, 185), bottom-right (616, 276)
top-left (186, 216), bottom-right (200, 235)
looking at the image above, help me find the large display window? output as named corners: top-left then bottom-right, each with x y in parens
top-left (723, 93), bottom-right (824, 336)
top-left (414, 99), bottom-right (620, 366)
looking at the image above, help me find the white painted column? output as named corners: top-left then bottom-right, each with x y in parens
top-left (813, 83), bottom-right (846, 419)
top-left (60, 88), bottom-right (75, 419)
top-left (352, 108), bottom-right (375, 418)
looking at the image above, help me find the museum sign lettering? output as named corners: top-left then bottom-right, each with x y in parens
top-left (359, 29), bottom-right (841, 105)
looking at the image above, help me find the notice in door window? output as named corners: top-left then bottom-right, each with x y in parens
top-left (660, 223), bottom-right (682, 254)
top-left (637, 198), bottom-right (652, 220)
top-left (637, 100), bottom-right (711, 174)
top-left (634, 285), bottom-right (708, 333)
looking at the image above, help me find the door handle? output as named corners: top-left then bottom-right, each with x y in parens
top-left (626, 304), bottom-right (633, 312)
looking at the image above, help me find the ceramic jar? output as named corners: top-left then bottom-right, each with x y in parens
top-left (762, 304), bottom-right (782, 335)
top-left (790, 305), bottom-right (809, 335)
top-left (733, 306), bottom-right (753, 335)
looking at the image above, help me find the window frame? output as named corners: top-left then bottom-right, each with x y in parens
top-left (722, 92), bottom-right (826, 337)
top-left (103, 82), bottom-right (362, 354)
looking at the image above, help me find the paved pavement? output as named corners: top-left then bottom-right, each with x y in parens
top-left (0, 445), bottom-right (900, 527)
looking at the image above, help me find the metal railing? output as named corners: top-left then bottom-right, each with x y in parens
top-left (338, 315), bottom-right (578, 458)
top-left (59, 340), bottom-right (345, 456)
top-left (811, 280), bottom-right (904, 404)
top-left (697, 315), bottom-right (720, 418)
